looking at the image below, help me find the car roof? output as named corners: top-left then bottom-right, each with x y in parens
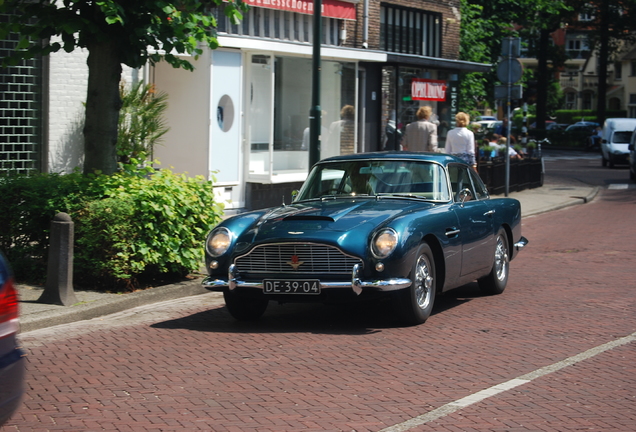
top-left (317, 151), bottom-right (467, 167)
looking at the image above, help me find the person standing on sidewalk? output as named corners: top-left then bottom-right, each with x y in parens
top-left (402, 106), bottom-right (439, 153)
top-left (445, 111), bottom-right (477, 170)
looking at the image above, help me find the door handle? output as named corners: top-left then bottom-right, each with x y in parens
top-left (445, 228), bottom-right (460, 237)
top-left (484, 210), bottom-right (495, 217)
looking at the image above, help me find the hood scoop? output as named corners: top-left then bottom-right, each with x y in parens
top-left (283, 215), bottom-right (335, 222)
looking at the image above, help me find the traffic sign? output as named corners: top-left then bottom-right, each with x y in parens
top-left (495, 84), bottom-right (523, 100)
top-left (497, 58), bottom-right (523, 84)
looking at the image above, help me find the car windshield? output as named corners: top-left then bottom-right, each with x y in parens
top-left (612, 131), bottom-right (632, 144)
top-left (296, 159), bottom-right (451, 202)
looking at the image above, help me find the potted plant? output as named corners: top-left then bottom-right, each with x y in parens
top-left (479, 145), bottom-right (496, 161)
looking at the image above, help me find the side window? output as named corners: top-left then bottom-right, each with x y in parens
top-left (448, 164), bottom-right (475, 201)
top-left (469, 169), bottom-right (489, 200)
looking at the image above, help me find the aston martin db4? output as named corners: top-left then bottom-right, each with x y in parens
top-left (203, 152), bottom-right (528, 325)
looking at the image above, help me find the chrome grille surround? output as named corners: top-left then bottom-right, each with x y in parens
top-left (234, 242), bottom-right (363, 275)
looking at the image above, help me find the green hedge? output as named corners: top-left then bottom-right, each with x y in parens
top-left (0, 166), bottom-right (224, 291)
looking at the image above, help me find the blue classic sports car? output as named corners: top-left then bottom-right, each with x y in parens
top-left (203, 152), bottom-right (528, 325)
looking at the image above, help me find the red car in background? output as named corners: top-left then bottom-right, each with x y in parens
top-left (0, 252), bottom-right (25, 426)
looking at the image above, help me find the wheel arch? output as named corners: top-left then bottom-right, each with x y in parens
top-left (501, 223), bottom-right (514, 255)
top-left (423, 233), bottom-right (445, 293)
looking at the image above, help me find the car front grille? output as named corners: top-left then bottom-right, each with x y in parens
top-left (234, 243), bottom-right (362, 275)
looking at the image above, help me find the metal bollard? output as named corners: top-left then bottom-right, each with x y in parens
top-left (38, 212), bottom-right (78, 306)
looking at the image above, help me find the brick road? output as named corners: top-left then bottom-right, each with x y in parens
top-left (3, 187), bottom-right (635, 431)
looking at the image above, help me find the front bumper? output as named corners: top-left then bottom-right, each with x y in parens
top-left (202, 264), bottom-right (412, 296)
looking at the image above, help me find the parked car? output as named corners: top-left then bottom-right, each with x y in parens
top-left (0, 252), bottom-right (25, 427)
top-left (202, 152), bottom-right (528, 325)
top-left (565, 121), bottom-right (599, 133)
top-left (601, 118), bottom-right (636, 168)
top-left (529, 120), bottom-right (555, 129)
top-left (476, 115), bottom-right (497, 122)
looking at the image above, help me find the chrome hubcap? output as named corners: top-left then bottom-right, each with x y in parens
top-left (414, 255), bottom-right (433, 310)
top-left (494, 235), bottom-right (509, 282)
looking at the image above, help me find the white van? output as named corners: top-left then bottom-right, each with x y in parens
top-left (601, 118), bottom-right (636, 168)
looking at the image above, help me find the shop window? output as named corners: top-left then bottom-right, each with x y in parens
top-left (380, 4), bottom-right (441, 57)
top-left (247, 54), bottom-right (356, 183)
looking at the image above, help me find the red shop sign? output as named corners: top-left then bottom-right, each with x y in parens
top-left (411, 79), bottom-right (447, 101)
top-left (243, 0), bottom-right (357, 21)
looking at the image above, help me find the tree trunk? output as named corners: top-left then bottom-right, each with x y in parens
top-left (83, 40), bottom-right (122, 175)
top-left (535, 27), bottom-right (550, 130)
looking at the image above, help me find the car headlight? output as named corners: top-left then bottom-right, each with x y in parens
top-left (206, 227), bottom-right (232, 257)
top-left (371, 228), bottom-right (398, 258)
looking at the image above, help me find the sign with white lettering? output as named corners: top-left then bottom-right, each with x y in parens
top-left (411, 79), bottom-right (447, 101)
top-left (244, 0), bottom-right (357, 20)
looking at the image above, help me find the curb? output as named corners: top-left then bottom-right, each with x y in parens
top-left (20, 278), bottom-right (209, 333)
top-left (522, 186), bottom-right (600, 218)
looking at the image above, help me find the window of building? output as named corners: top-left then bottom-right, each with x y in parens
top-left (566, 36), bottom-right (590, 59)
top-left (614, 62), bottom-right (622, 79)
top-left (582, 91), bottom-right (593, 110)
top-left (380, 4), bottom-right (442, 57)
top-left (629, 94), bottom-right (636, 118)
top-left (0, 14), bottom-right (42, 175)
top-left (247, 54), bottom-right (356, 183)
top-left (631, 60), bottom-right (636, 76)
top-left (217, 5), bottom-right (341, 46)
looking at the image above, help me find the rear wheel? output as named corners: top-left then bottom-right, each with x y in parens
top-left (223, 291), bottom-right (269, 321)
top-left (478, 229), bottom-right (509, 295)
top-left (393, 243), bottom-right (436, 325)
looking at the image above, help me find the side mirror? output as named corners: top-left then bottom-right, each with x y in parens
top-left (458, 188), bottom-right (473, 205)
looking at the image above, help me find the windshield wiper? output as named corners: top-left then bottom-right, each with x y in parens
top-left (376, 193), bottom-right (432, 200)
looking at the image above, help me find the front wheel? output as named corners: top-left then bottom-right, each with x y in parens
top-left (223, 291), bottom-right (269, 321)
top-left (478, 229), bottom-right (509, 295)
top-left (393, 243), bottom-right (436, 325)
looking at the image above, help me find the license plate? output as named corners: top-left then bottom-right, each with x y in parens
top-left (263, 279), bottom-right (321, 295)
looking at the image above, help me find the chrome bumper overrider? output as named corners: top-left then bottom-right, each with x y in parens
top-left (514, 236), bottom-right (529, 251)
top-left (202, 264), bottom-right (412, 295)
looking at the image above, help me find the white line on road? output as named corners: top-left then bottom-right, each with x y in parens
top-left (379, 331), bottom-right (636, 432)
top-left (608, 184), bottom-right (631, 190)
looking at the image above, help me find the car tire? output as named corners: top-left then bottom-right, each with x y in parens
top-left (223, 291), bottom-right (269, 321)
top-left (630, 168), bottom-right (635, 181)
top-left (602, 156), bottom-right (607, 167)
top-left (608, 155), bottom-right (615, 168)
top-left (478, 228), bottom-right (509, 295)
top-left (393, 243), bottom-right (436, 325)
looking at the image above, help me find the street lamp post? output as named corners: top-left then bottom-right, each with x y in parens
top-left (309, 0), bottom-right (322, 169)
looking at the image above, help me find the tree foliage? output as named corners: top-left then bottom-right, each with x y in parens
top-left (0, 0), bottom-right (247, 174)
top-left (458, 0), bottom-right (572, 122)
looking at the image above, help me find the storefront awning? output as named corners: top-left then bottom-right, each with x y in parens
top-left (386, 53), bottom-right (492, 73)
top-left (244, 0), bottom-right (358, 21)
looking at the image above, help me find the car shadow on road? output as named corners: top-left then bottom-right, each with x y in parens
top-left (151, 283), bottom-right (488, 335)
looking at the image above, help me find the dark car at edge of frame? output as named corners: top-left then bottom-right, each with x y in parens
top-left (202, 152), bottom-right (528, 325)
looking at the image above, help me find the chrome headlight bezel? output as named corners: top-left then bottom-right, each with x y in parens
top-left (371, 228), bottom-right (399, 259)
top-left (206, 227), bottom-right (233, 257)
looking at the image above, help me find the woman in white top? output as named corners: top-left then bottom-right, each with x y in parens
top-left (445, 112), bottom-right (476, 168)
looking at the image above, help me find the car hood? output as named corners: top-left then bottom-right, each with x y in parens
top-left (231, 198), bottom-right (435, 249)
